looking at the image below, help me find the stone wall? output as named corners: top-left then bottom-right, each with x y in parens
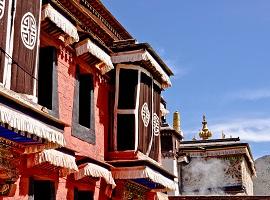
top-left (180, 156), bottom-right (246, 195)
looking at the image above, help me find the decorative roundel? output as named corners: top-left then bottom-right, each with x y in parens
top-left (141, 102), bottom-right (150, 127)
top-left (0, 0), bottom-right (5, 20)
top-left (153, 113), bottom-right (160, 136)
top-left (21, 12), bottom-right (37, 50)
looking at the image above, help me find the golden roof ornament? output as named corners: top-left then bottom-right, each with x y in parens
top-left (173, 111), bottom-right (181, 133)
top-left (198, 115), bottom-right (212, 140)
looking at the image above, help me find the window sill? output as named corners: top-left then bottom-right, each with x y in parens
top-left (0, 84), bottom-right (69, 127)
top-left (72, 122), bottom-right (95, 144)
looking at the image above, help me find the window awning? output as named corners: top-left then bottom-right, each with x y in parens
top-left (41, 4), bottom-right (79, 44)
top-left (111, 49), bottom-right (172, 88)
top-left (74, 163), bottom-right (116, 189)
top-left (75, 39), bottom-right (114, 74)
top-left (156, 192), bottom-right (169, 200)
top-left (0, 104), bottom-right (66, 147)
top-left (34, 149), bottom-right (78, 172)
top-left (112, 166), bottom-right (176, 191)
top-left (160, 103), bottom-right (169, 117)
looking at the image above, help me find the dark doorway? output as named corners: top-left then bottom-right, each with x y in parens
top-left (74, 188), bottom-right (94, 200)
top-left (30, 180), bottom-right (55, 200)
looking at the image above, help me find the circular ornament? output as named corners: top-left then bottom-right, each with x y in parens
top-left (141, 103), bottom-right (150, 127)
top-left (21, 12), bottom-right (37, 50)
top-left (153, 113), bottom-right (160, 136)
top-left (0, 0), bottom-right (5, 20)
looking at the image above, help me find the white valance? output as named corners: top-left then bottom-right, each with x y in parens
top-left (35, 149), bottom-right (78, 172)
top-left (41, 4), bottom-right (79, 44)
top-left (74, 163), bottom-right (116, 188)
top-left (112, 166), bottom-right (176, 191)
top-left (156, 192), bottom-right (169, 200)
top-left (75, 39), bottom-right (114, 74)
top-left (160, 103), bottom-right (169, 117)
top-left (0, 103), bottom-right (66, 147)
top-left (111, 49), bottom-right (172, 88)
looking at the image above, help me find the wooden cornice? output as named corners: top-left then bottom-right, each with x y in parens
top-left (83, 0), bottom-right (132, 40)
top-left (52, 0), bottom-right (132, 48)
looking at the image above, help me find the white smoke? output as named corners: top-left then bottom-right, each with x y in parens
top-left (182, 158), bottom-right (231, 195)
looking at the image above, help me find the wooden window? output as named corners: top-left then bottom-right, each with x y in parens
top-left (29, 179), bottom-right (55, 200)
top-left (117, 114), bottom-right (135, 150)
top-left (74, 188), bottom-right (94, 200)
top-left (114, 67), bottom-right (162, 158)
top-left (118, 68), bottom-right (138, 109)
top-left (161, 135), bottom-right (173, 152)
top-left (38, 47), bottom-right (58, 114)
top-left (72, 68), bottom-right (95, 144)
top-left (115, 68), bottom-right (139, 151)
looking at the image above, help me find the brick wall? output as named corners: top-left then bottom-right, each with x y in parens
top-left (57, 45), bottom-right (109, 161)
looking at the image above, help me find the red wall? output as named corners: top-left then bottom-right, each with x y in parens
top-left (57, 45), bottom-right (109, 161)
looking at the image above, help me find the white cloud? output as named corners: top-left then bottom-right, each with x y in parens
top-left (185, 117), bottom-right (270, 142)
top-left (228, 89), bottom-right (270, 101)
top-left (210, 118), bottom-right (270, 142)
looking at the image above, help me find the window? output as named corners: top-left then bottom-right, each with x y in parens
top-left (117, 114), bottom-right (135, 150)
top-left (114, 67), bottom-right (162, 159)
top-left (72, 68), bottom-right (95, 144)
top-left (161, 135), bottom-right (173, 152)
top-left (29, 179), bottom-right (55, 200)
top-left (118, 69), bottom-right (138, 109)
top-left (74, 188), bottom-right (93, 200)
top-left (115, 68), bottom-right (138, 151)
top-left (38, 46), bottom-right (58, 114)
top-left (78, 74), bottom-right (93, 128)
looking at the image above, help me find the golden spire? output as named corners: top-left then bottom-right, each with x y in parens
top-left (198, 115), bottom-right (212, 140)
top-left (173, 111), bottom-right (181, 133)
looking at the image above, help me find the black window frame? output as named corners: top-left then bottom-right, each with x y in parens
top-left (74, 188), bottom-right (94, 200)
top-left (37, 46), bottom-right (59, 118)
top-left (72, 67), bottom-right (95, 144)
top-left (29, 178), bottom-right (56, 200)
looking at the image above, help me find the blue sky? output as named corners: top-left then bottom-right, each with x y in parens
top-left (102, 0), bottom-right (270, 159)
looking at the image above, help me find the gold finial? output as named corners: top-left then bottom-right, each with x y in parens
top-left (221, 131), bottom-right (226, 139)
top-left (173, 111), bottom-right (181, 133)
top-left (198, 115), bottom-right (212, 140)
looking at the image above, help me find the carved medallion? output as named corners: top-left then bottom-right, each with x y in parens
top-left (141, 103), bottom-right (150, 127)
top-left (21, 12), bottom-right (37, 50)
top-left (153, 113), bottom-right (160, 136)
top-left (0, 0), bottom-right (4, 20)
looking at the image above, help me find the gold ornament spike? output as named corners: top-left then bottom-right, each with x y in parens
top-left (198, 115), bottom-right (212, 140)
top-left (173, 111), bottom-right (181, 133)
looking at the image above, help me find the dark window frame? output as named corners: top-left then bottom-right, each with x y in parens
top-left (72, 67), bottom-right (95, 144)
top-left (115, 68), bottom-right (139, 151)
top-left (37, 46), bottom-right (59, 118)
top-left (74, 188), bottom-right (94, 200)
top-left (29, 178), bottom-right (56, 200)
